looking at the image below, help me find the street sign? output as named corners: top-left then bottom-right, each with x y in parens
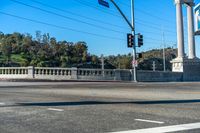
top-left (132, 60), bottom-right (138, 67)
top-left (98, 0), bottom-right (110, 8)
top-left (195, 3), bottom-right (200, 35)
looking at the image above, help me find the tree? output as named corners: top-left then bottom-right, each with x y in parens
top-left (35, 31), bottom-right (42, 43)
top-left (0, 36), bottom-right (13, 64)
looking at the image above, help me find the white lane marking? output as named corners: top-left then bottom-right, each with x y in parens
top-left (47, 108), bottom-right (64, 112)
top-left (110, 122), bottom-right (200, 133)
top-left (135, 119), bottom-right (164, 124)
top-left (0, 102), bottom-right (5, 105)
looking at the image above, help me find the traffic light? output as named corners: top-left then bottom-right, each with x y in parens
top-left (138, 53), bottom-right (142, 58)
top-left (138, 34), bottom-right (143, 47)
top-left (127, 33), bottom-right (134, 48)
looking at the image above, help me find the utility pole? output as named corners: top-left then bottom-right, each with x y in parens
top-left (152, 61), bottom-right (156, 71)
top-left (101, 54), bottom-right (105, 77)
top-left (162, 31), bottom-right (166, 72)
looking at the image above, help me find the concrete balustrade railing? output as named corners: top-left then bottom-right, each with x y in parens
top-left (34, 67), bottom-right (72, 80)
top-left (1, 66), bottom-right (199, 81)
top-left (0, 66), bottom-right (118, 80)
top-left (0, 67), bottom-right (29, 79)
top-left (77, 68), bottom-right (116, 80)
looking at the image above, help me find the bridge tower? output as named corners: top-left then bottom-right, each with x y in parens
top-left (171, 0), bottom-right (200, 75)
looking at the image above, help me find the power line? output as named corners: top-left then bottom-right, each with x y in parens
top-left (135, 20), bottom-right (176, 34)
top-left (10, 0), bottom-right (126, 34)
top-left (74, 0), bottom-right (119, 14)
top-left (116, 0), bottom-right (176, 24)
top-left (73, 0), bottom-right (121, 18)
top-left (73, 0), bottom-right (177, 33)
top-left (1, 0), bottom-right (178, 46)
top-left (139, 30), bottom-right (176, 37)
top-left (0, 11), bottom-right (126, 41)
top-left (135, 8), bottom-right (175, 23)
top-left (0, 9), bottom-right (175, 42)
top-left (30, 0), bottom-right (128, 30)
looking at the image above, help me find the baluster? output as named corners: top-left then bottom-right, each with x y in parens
top-left (79, 70), bottom-right (81, 75)
top-left (47, 69), bottom-right (49, 75)
top-left (26, 69), bottom-right (28, 74)
top-left (64, 70), bottom-right (67, 75)
top-left (53, 69), bottom-right (55, 76)
top-left (55, 69), bottom-right (57, 75)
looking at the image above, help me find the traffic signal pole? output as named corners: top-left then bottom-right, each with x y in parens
top-left (110, 0), bottom-right (137, 82)
top-left (131, 0), bottom-right (137, 82)
top-left (109, 0), bottom-right (133, 31)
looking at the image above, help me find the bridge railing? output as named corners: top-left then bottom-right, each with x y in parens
top-left (0, 66), bottom-right (187, 81)
top-left (0, 66), bottom-right (120, 80)
top-left (0, 67), bottom-right (29, 79)
top-left (77, 68), bottom-right (115, 80)
top-left (34, 67), bottom-right (72, 80)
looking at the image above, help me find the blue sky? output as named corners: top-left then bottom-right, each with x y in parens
top-left (0, 0), bottom-right (200, 57)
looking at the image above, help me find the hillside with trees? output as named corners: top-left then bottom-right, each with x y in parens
top-left (105, 48), bottom-right (177, 71)
top-left (0, 32), bottom-right (177, 71)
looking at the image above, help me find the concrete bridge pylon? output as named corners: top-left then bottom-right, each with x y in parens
top-left (171, 0), bottom-right (200, 72)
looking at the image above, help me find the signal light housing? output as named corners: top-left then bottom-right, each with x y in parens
top-left (138, 34), bottom-right (143, 47)
top-left (127, 33), bottom-right (134, 48)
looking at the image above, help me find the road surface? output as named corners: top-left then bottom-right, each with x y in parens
top-left (0, 81), bottom-right (200, 133)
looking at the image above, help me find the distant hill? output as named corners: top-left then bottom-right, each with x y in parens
top-left (105, 48), bottom-right (177, 71)
top-left (137, 48), bottom-right (177, 71)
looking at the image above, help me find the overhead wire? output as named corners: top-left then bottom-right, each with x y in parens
top-left (30, 0), bottom-right (177, 35)
top-left (0, 11), bottom-right (126, 41)
top-left (5, 0), bottom-right (178, 45)
top-left (73, 0), bottom-right (177, 34)
top-left (11, 0), bottom-right (177, 40)
top-left (30, 0), bottom-right (128, 29)
top-left (10, 0), bottom-right (126, 34)
top-left (73, 0), bottom-right (121, 17)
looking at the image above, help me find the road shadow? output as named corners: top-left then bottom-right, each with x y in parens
top-left (13, 99), bottom-right (200, 107)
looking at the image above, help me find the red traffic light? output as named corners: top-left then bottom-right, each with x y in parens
top-left (127, 33), bottom-right (134, 48)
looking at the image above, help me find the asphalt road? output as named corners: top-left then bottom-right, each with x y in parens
top-left (0, 81), bottom-right (200, 133)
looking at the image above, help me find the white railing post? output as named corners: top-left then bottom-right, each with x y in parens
top-left (71, 67), bottom-right (77, 80)
top-left (114, 69), bottom-right (121, 81)
top-left (28, 66), bottom-right (34, 78)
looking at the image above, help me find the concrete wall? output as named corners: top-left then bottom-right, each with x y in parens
top-left (182, 60), bottom-right (200, 81)
top-left (137, 71), bottom-right (183, 82)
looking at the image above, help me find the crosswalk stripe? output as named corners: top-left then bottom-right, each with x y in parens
top-left (110, 122), bottom-right (200, 133)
